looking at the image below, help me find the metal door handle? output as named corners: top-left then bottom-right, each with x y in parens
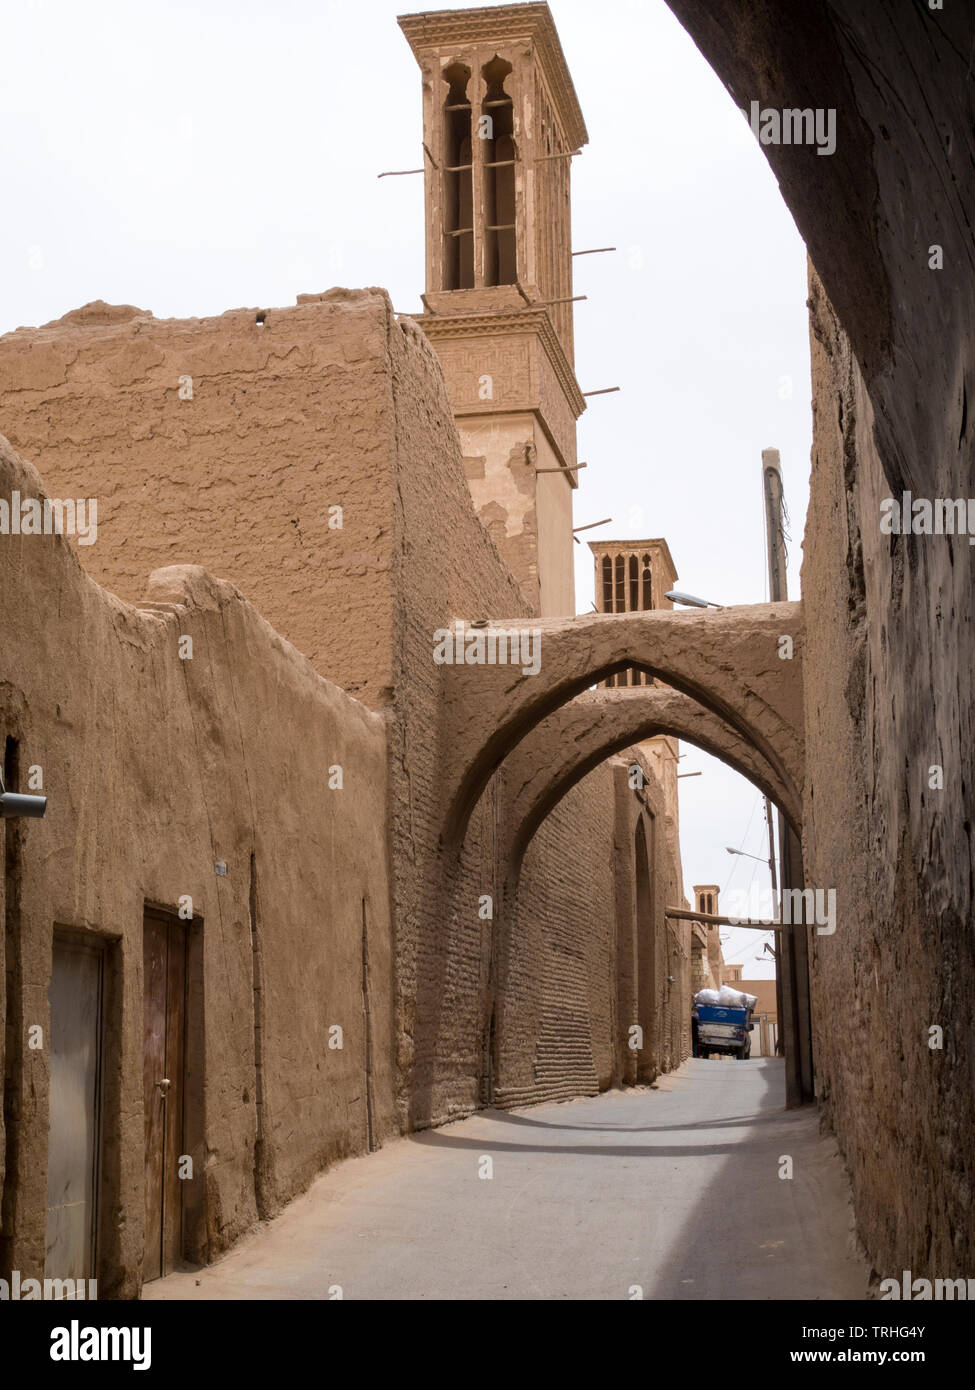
top-left (156, 1077), bottom-right (171, 1097)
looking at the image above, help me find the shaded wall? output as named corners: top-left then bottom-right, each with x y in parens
top-left (804, 269), bottom-right (974, 1277)
top-left (496, 754), bottom-right (689, 1107)
top-left (662, 0), bottom-right (975, 1275)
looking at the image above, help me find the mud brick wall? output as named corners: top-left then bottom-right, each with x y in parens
top-left (803, 267), bottom-right (975, 1278)
top-left (382, 306), bottom-right (690, 1126)
top-left (662, 0), bottom-right (975, 1283)
top-left (0, 437), bottom-right (393, 1297)
top-left (496, 773), bottom-right (616, 1108)
top-left (498, 755), bottom-right (690, 1109)
top-left (0, 292), bottom-right (398, 706)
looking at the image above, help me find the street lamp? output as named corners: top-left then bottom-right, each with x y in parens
top-left (666, 589), bottom-right (722, 609)
top-left (726, 842), bottom-right (779, 927)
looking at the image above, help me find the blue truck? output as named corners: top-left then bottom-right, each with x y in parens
top-left (693, 997), bottom-right (755, 1060)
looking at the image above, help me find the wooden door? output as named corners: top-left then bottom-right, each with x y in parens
top-left (45, 934), bottom-right (103, 1281)
top-left (143, 910), bottom-right (186, 1282)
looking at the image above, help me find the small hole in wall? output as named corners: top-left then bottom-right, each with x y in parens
top-left (255, 311), bottom-right (267, 327)
top-left (959, 382), bottom-right (968, 446)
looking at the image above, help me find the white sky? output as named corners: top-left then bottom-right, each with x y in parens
top-left (1, 0), bottom-right (811, 977)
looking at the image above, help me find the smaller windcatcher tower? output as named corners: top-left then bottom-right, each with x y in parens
top-left (692, 885), bottom-right (723, 992)
top-left (694, 885), bottom-right (720, 918)
top-left (588, 538), bottom-right (679, 687)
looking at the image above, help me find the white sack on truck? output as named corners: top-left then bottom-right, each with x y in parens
top-left (716, 983), bottom-right (758, 1011)
top-left (693, 988), bottom-right (721, 1006)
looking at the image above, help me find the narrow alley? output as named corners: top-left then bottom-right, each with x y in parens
top-left (144, 1060), bottom-right (867, 1302)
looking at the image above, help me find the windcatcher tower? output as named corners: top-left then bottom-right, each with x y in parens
top-left (399, 3), bottom-right (588, 617)
top-left (589, 535), bottom-right (682, 826)
top-left (588, 537), bottom-right (679, 687)
top-left (692, 886), bottom-right (723, 991)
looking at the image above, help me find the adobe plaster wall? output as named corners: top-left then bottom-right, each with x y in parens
top-left (0, 435), bottom-right (393, 1296)
top-left (803, 268), bottom-right (975, 1277)
top-left (0, 291), bottom-right (398, 706)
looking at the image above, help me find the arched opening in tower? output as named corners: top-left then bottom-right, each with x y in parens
top-left (442, 62), bottom-right (474, 290)
top-left (481, 55), bottom-right (516, 286)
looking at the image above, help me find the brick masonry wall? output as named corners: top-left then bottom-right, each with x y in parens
top-left (383, 305), bottom-right (690, 1126)
top-left (495, 755), bottom-right (690, 1109)
top-left (496, 774), bottom-right (615, 1108)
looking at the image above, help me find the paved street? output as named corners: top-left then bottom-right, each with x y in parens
top-left (144, 1058), bottom-right (868, 1301)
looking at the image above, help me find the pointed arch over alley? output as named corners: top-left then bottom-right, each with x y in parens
top-left (439, 602), bottom-right (804, 852)
top-left (499, 684), bottom-right (800, 888)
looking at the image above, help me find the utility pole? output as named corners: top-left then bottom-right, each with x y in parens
top-left (762, 448), bottom-right (813, 1105)
top-left (763, 797), bottom-right (778, 907)
top-left (762, 793), bottom-right (779, 1054)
